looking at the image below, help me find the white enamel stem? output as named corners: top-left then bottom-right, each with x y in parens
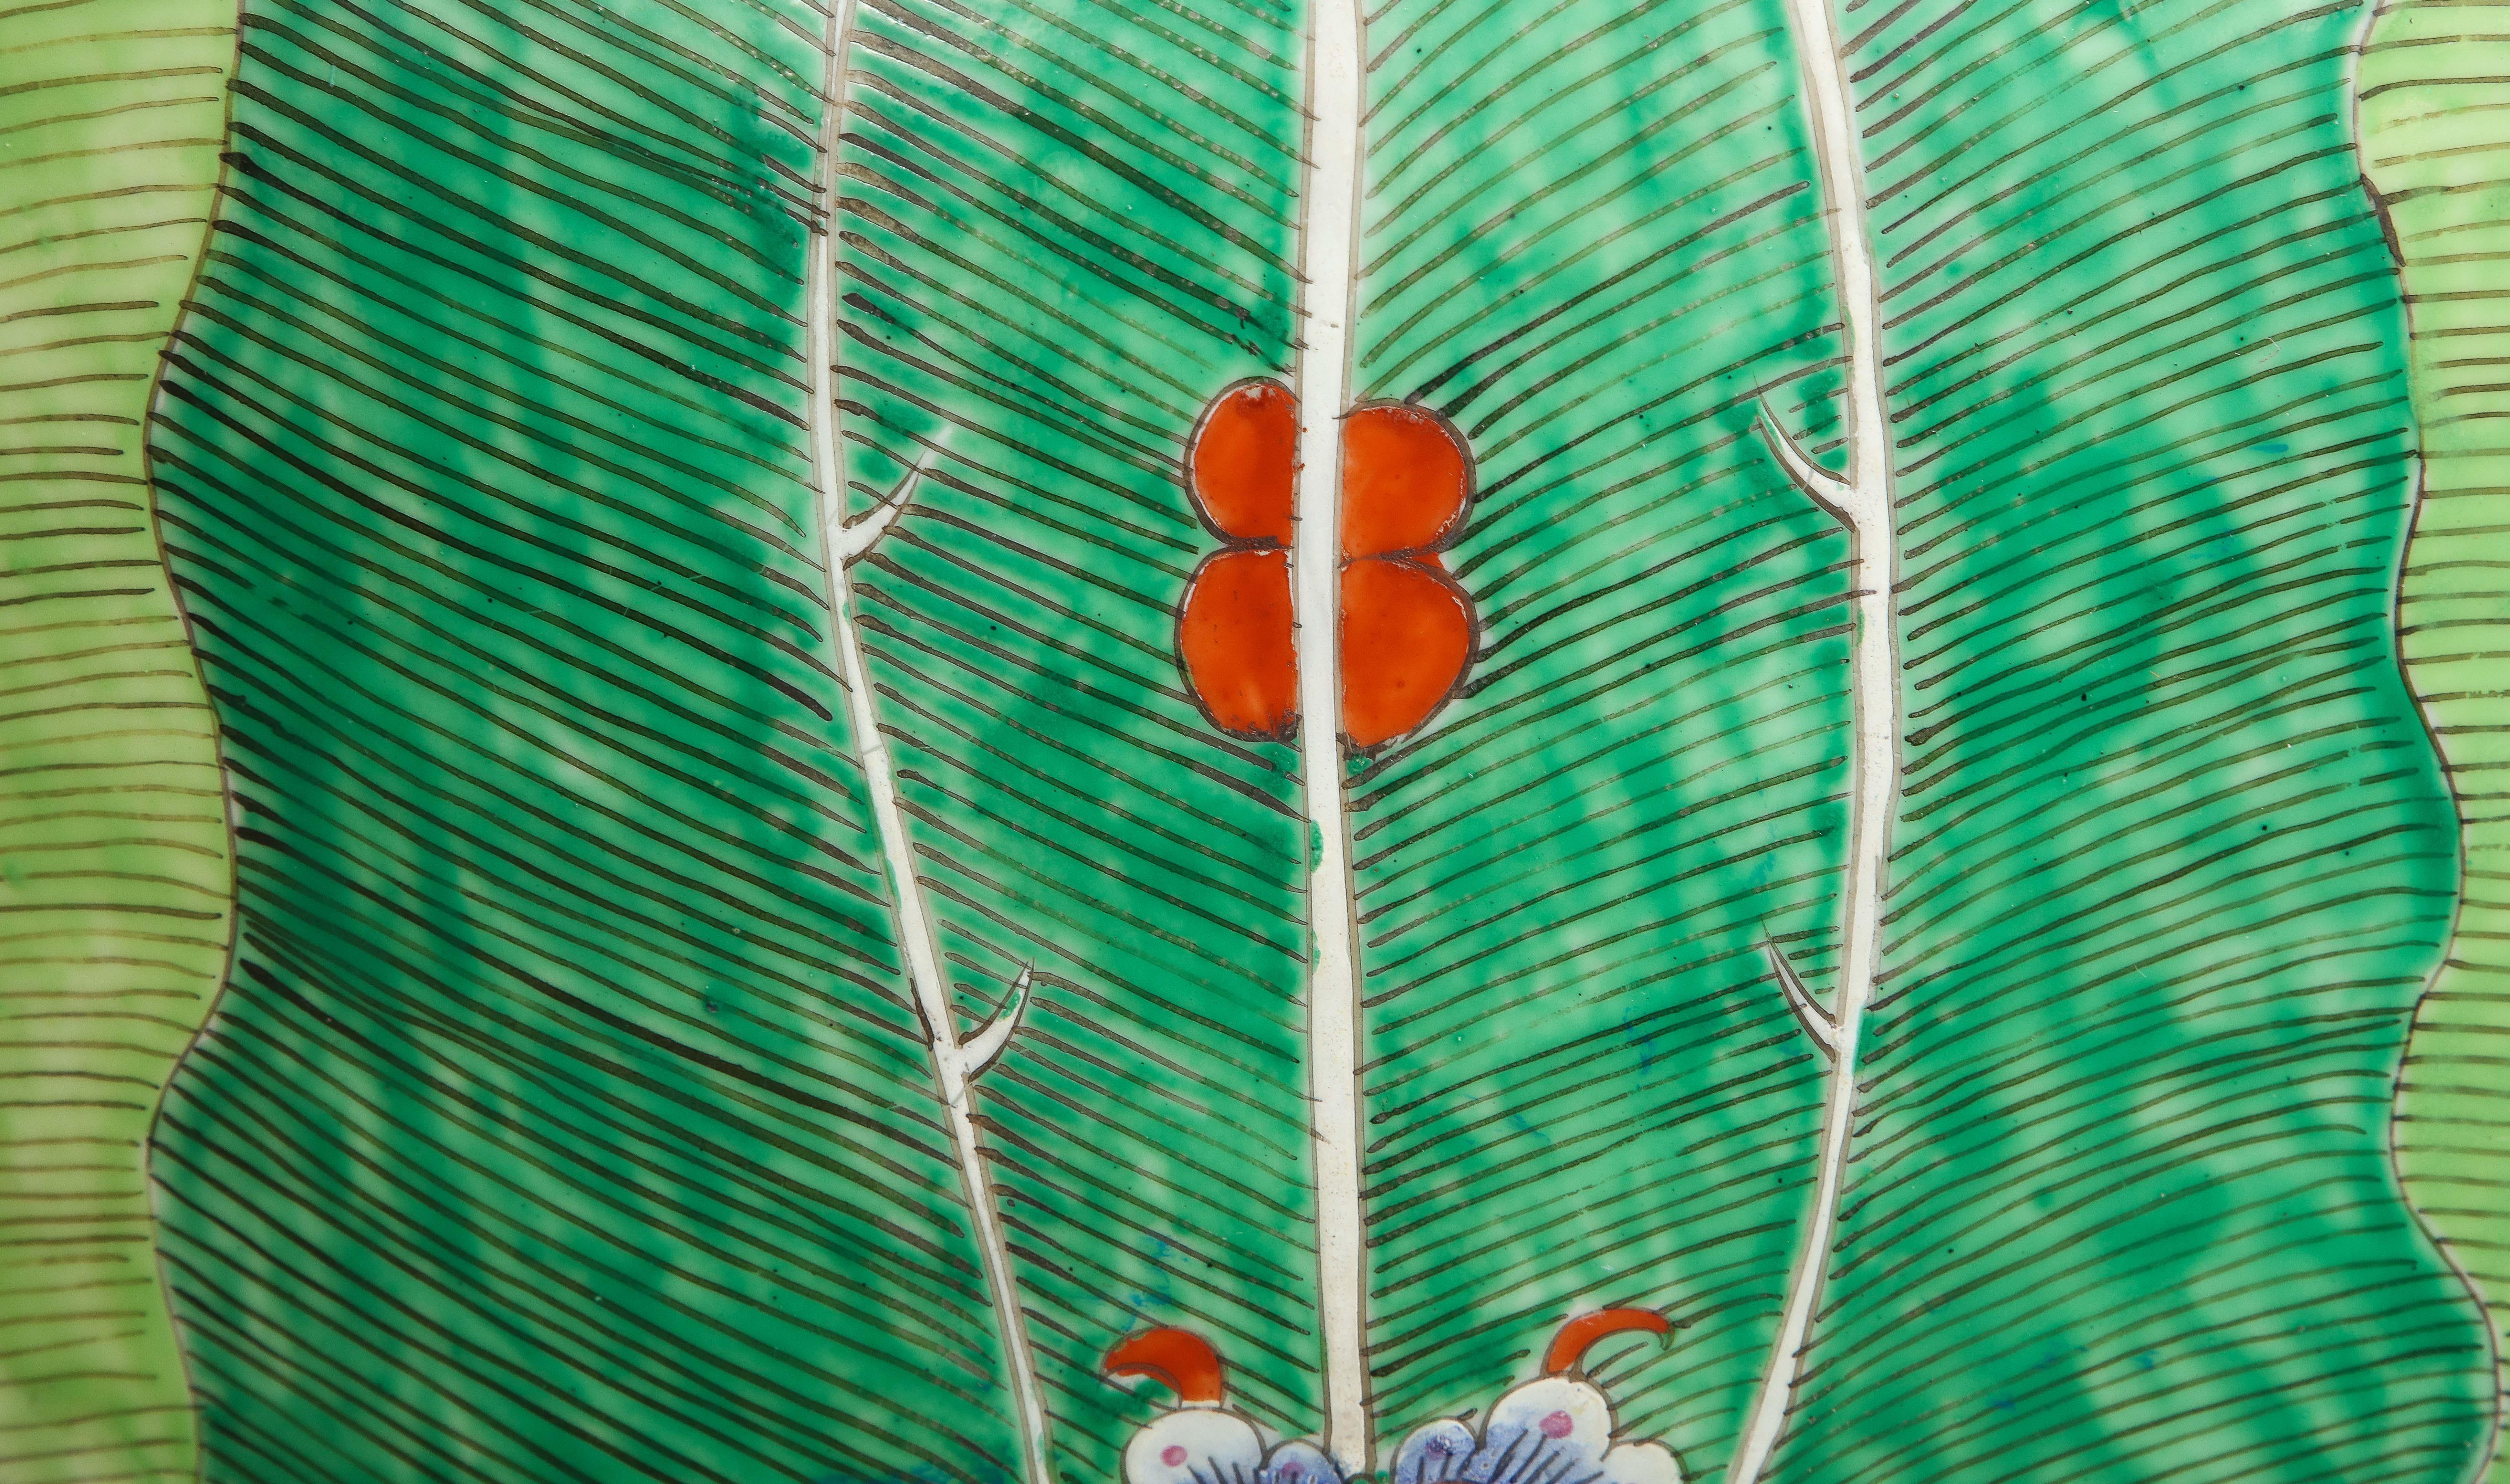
top-left (1729, 0), bottom-right (1899, 1478)
top-left (961, 966), bottom-right (1033, 1075)
top-left (832, 546), bottom-right (1052, 1479)
top-left (805, 16), bottom-right (1054, 1482)
top-left (1290, 0), bottom-right (1370, 1465)
top-left (1761, 940), bottom-right (1838, 1056)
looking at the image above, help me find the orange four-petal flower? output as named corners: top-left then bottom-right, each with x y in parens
top-left (1176, 380), bottom-right (1477, 749)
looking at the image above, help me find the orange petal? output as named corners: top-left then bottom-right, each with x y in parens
top-left (1342, 402), bottom-right (1471, 559)
top-left (1340, 557), bottom-right (1474, 748)
top-left (1178, 548), bottom-right (1298, 739)
top-left (1188, 380), bottom-right (1297, 545)
top-left (1105, 1327), bottom-right (1228, 1405)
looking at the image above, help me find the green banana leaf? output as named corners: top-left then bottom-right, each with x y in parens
top-left (141, 4), bottom-right (1023, 1481)
top-left (829, 2), bottom-right (1319, 1476)
top-left (107, 0), bottom-right (2498, 1482)
top-left (1356, 1), bottom-right (2486, 1479)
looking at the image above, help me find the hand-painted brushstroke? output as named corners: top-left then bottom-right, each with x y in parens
top-left (1731, 0), bottom-right (1901, 1476)
top-left (805, 12), bottom-right (1052, 1480)
top-left (1290, 0), bottom-right (1374, 1464)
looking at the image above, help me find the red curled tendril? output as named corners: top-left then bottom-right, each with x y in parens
top-left (1542, 1308), bottom-right (1673, 1376)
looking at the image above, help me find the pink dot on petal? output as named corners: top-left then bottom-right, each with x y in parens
top-left (1281, 1465), bottom-right (1305, 1478)
top-left (1540, 1411), bottom-right (1574, 1440)
top-left (1162, 1446), bottom-right (1189, 1467)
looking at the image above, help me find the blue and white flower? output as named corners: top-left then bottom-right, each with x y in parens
top-left (1393, 1309), bottom-right (1683, 1484)
top-left (1106, 1328), bottom-right (1349, 1484)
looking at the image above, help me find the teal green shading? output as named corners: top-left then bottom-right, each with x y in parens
top-left (829, 3), bottom-right (1316, 1479)
top-left (1822, 2), bottom-right (2481, 1481)
top-left (143, 3), bottom-right (1026, 1481)
top-left (129, 0), bottom-right (2503, 1481)
top-left (1354, 1), bottom-right (2491, 1482)
top-left (1349, 0), bottom-right (1846, 1468)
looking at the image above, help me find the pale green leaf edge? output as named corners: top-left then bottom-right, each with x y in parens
top-left (0, 6), bottom-right (240, 1482)
top-left (2362, 3), bottom-right (2510, 1478)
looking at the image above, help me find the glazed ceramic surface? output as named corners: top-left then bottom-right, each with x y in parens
top-left (2, 3), bottom-right (2507, 1483)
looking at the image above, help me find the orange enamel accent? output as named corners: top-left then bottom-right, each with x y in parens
top-left (1339, 557), bottom-right (1473, 748)
top-left (1341, 402), bottom-right (1470, 559)
top-left (1179, 548), bottom-right (1298, 739)
top-left (1187, 380), bottom-right (1297, 545)
top-left (1105, 1328), bottom-right (1228, 1405)
top-left (1542, 1308), bottom-right (1672, 1376)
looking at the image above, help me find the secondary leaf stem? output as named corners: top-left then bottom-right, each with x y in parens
top-left (1291, 0), bottom-right (1372, 1466)
top-left (1730, 0), bottom-right (1902, 1477)
top-left (806, 15), bottom-right (1055, 1481)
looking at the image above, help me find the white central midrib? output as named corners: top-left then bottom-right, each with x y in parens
top-left (1727, 0), bottom-right (1899, 1479)
top-left (1291, 0), bottom-right (1370, 1467)
top-left (805, 14), bottom-right (1055, 1483)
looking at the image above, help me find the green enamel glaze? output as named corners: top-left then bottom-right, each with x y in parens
top-left (2361, 2), bottom-right (2510, 1474)
top-left (1815, 4), bottom-right (2480, 1475)
top-left (142, 3), bottom-right (1028, 1480)
top-left (98, 0), bottom-right (2503, 1480)
top-left (1358, 0), bottom-right (2487, 1479)
top-left (833, 3), bottom-right (1315, 1476)
top-left (1349, 0), bottom-right (1846, 1464)
top-left (0, 5), bottom-right (237, 1482)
